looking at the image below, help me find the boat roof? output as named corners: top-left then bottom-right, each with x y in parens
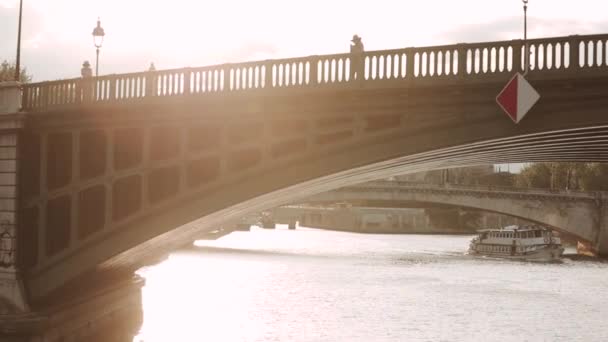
top-left (477, 225), bottom-right (549, 232)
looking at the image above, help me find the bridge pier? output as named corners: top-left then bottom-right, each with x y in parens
top-left (598, 229), bottom-right (608, 257)
top-left (0, 81), bottom-right (30, 321)
top-left (1, 275), bottom-right (144, 342)
top-left (1, 82), bottom-right (144, 341)
top-left (596, 194), bottom-right (608, 257)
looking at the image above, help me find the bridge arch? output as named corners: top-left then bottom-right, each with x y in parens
top-left (15, 34), bottom-right (608, 301)
top-left (299, 182), bottom-right (603, 243)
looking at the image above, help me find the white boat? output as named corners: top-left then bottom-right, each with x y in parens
top-left (468, 225), bottom-right (564, 262)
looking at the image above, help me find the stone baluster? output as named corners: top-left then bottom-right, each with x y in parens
top-left (309, 57), bottom-right (318, 85)
top-left (264, 62), bottom-right (273, 89)
top-left (183, 68), bottom-right (191, 95)
top-left (511, 39), bottom-right (523, 73)
top-left (569, 35), bottom-right (581, 70)
top-left (405, 48), bottom-right (415, 80)
top-left (457, 44), bottom-right (467, 77)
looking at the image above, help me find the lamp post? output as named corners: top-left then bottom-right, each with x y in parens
top-left (14, 0), bottom-right (23, 81)
top-left (92, 18), bottom-right (105, 77)
top-left (522, 0), bottom-right (529, 75)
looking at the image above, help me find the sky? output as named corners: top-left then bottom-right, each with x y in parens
top-left (2, 0), bottom-right (608, 82)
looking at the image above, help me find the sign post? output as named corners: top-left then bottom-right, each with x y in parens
top-left (496, 0), bottom-right (539, 124)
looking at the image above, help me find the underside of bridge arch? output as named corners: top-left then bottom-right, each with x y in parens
top-left (18, 74), bottom-right (608, 302)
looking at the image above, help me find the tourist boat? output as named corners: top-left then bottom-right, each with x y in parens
top-left (468, 225), bottom-right (564, 262)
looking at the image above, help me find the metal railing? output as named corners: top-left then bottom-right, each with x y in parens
top-left (21, 33), bottom-right (608, 112)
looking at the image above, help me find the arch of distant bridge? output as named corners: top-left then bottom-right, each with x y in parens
top-left (299, 181), bottom-right (604, 243)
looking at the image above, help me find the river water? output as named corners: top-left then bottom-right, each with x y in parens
top-left (135, 227), bottom-right (608, 342)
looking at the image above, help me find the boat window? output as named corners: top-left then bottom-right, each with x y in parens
top-left (535, 231), bottom-right (541, 238)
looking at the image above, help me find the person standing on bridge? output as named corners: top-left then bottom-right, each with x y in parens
top-left (350, 35), bottom-right (365, 81)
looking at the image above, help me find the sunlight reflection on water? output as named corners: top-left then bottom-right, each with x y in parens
top-left (135, 227), bottom-right (608, 342)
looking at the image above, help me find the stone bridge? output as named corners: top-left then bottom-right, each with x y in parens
top-left (299, 181), bottom-right (608, 245)
top-left (2, 32), bottom-right (608, 340)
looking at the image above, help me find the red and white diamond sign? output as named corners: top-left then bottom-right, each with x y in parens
top-left (496, 73), bottom-right (540, 124)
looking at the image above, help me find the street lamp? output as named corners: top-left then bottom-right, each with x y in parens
top-left (14, 0), bottom-right (23, 81)
top-left (522, 0), bottom-right (529, 75)
top-left (92, 18), bottom-right (105, 77)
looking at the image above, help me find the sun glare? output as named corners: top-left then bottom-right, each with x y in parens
top-left (135, 253), bottom-right (267, 342)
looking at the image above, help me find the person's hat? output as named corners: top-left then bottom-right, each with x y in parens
top-left (351, 34), bottom-right (361, 42)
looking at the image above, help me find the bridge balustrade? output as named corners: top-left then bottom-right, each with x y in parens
top-left (354, 181), bottom-right (601, 198)
top-left (20, 34), bottom-right (608, 112)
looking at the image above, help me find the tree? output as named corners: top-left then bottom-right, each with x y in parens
top-left (0, 60), bottom-right (31, 83)
top-left (515, 163), bottom-right (552, 189)
top-left (578, 163), bottom-right (608, 191)
top-left (514, 162), bottom-right (608, 191)
top-left (477, 172), bottom-right (516, 187)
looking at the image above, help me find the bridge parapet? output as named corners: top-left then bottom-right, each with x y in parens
top-left (341, 181), bottom-right (601, 202)
top-left (362, 181), bottom-right (601, 199)
top-left (21, 34), bottom-right (608, 112)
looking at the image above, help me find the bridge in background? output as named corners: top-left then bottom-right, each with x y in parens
top-left (2, 33), bottom-right (608, 340)
top-left (288, 181), bottom-right (606, 244)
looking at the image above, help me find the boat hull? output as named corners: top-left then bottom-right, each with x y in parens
top-left (469, 244), bottom-right (564, 262)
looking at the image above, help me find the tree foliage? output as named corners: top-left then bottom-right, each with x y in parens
top-left (477, 171), bottom-right (515, 187)
top-left (0, 60), bottom-right (31, 83)
top-left (515, 162), bottom-right (608, 191)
